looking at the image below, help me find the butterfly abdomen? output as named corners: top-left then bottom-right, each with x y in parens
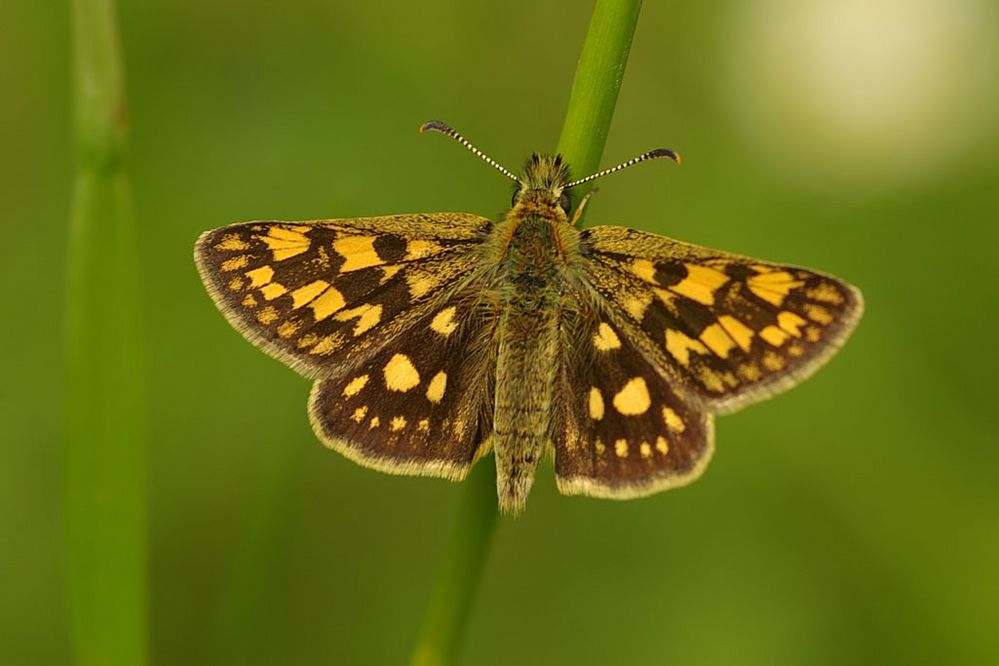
top-left (492, 213), bottom-right (574, 513)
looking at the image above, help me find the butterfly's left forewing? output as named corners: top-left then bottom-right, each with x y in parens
top-left (195, 214), bottom-right (491, 379)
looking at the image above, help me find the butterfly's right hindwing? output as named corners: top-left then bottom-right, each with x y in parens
top-left (195, 214), bottom-right (491, 379)
top-left (553, 299), bottom-right (713, 499)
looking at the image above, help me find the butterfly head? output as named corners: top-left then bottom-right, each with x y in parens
top-left (515, 153), bottom-right (573, 214)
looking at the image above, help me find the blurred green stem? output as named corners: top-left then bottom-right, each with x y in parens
top-left (410, 459), bottom-right (499, 666)
top-left (65, 0), bottom-right (147, 664)
top-left (409, 1), bottom-right (643, 664)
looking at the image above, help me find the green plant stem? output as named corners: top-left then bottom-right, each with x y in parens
top-left (65, 0), bottom-right (147, 664)
top-left (409, 1), bottom-right (643, 664)
top-left (557, 0), bottom-right (643, 203)
top-left (410, 458), bottom-right (499, 666)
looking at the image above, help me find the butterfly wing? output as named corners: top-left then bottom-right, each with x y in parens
top-left (552, 304), bottom-right (713, 499)
top-left (309, 285), bottom-right (499, 480)
top-left (579, 226), bottom-right (863, 414)
top-left (196, 213), bottom-right (501, 480)
top-left (195, 214), bottom-right (491, 379)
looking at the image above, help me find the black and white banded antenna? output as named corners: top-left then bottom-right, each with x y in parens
top-left (419, 120), bottom-right (520, 183)
top-left (565, 148), bottom-right (681, 189)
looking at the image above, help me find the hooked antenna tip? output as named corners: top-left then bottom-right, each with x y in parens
top-left (650, 148), bottom-right (682, 165)
top-left (419, 120), bottom-right (451, 135)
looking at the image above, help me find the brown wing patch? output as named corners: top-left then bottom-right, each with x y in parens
top-left (553, 308), bottom-right (713, 499)
top-left (195, 214), bottom-right (491, 379)
top-left (581, 226), bottom-right (863, 413)
top-left (309, 288), bottom-right (498, 480)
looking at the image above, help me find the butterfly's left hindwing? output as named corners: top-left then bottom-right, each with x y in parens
top-left (309, 287), bottom-right (498, 480)
top-left (195, 214), bottom-right (491, 379)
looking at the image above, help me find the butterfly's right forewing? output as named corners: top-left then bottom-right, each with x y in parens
top-left (580, 226), bottom-right (863, 414)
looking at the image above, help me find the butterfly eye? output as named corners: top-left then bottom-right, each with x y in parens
top-left (558, 191), bottom-right (572, 214)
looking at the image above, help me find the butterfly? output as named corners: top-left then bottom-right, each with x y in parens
top-left (195, 121), bottom-right (863, 514)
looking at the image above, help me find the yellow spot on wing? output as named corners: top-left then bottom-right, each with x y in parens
top-left (297, 333), bottom-right (318, 349)
top-left (665, 329), bottom-right (709, 367)
top-left (747, 271), bottom-right (805, 306)
top-left (310, 334), bottom-right (343, 355)
top-left (652, 288), bottom-right (679, 311)
top-left (739, 363), bottom-right (762, 381)
top-left (700, 323), bottom-right (736, 358)
top-left (245, 265), bottom-right (274, 287)
top-left (656, 436), bottom-right (669, 455)
top-left (430, 307), bottom-right (458, 336)
top-left (221, 255), bottom-right (249, 272)
top-left (803, 303), bottom-right (833, 325)
top-left (669, 264), bottom-right (730, 305)
top-left (661, 407), bottom-right (685, 432)
top-left (342, 374), bottom-right (369, 397)
top-left (269, 226), bottom-right (309, 241)
top-left (615, 439), bottom-right (629, 457)
top-left (699, 367), bottom-right (725, 393)
top-left (631, 259), bottom-right (658, 284)
top-left (291, 280), bottom-right (331, 309)
top-left (256, 306), bottom-right (278, 325)
top-left (718, 315), bottom-right (754, 352)
top-left (384, 354), bottom-right (420, 392)
top-left (763, 350), bottom-right (786, 371)
top-left (310, 285), bottom-right (347, 321)
top-left (351, 406), bottom-right (368, 423)
top-left (390, 416), bottom-right (407, 432)
top-left (593, 322), bottom-right (621, 351)
top-left (241, 294), bottom-right (257, 308)
top-left (228, 277), bottom-right (244, 292)
top-left (588, 387), bottom-right (605, 420)
top-left (623, 293), bottom-right (654, 321)
top-left (640, 442), bottom-right (652, 458)
top-left (595, 439), bottom-right (606, 455)
top-left (215, 234), bottom-right (249, 251)
top-left (417, 419), bottom-right (430, 433)
top-left (380, 264), bottom-right (403, 283)
top-left (777, 311), bottom-right (808, 337)
top-left (259, 282), bottom-right (287, 300)
top-left (426, 371), bottom-right (447, 403)
top-left (262, 227), bottom-right (310, 261)
top-left (613, 377), bottom-right (651, 415)
top-left (369, 416), bottom-right (380, 429)
top-left (333, 235), bottom-right (383, 271)
top-left (807, 282), bottom-right (845, 304)
top-left (407, 273), bottom-right (435, 299)
top-left (759, 326), bottom-right (790, 347)
top-left (334, 303), bottom-right (382, 336)
top-left (276, 320), bottom-right (300, 338)
top-left (405, 239), bottom-right (442, 260)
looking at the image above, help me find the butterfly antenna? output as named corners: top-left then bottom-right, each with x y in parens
top-left (420, 120), bottom-right (520, 183)
top-left (564, 148), bottom-right (681, 189)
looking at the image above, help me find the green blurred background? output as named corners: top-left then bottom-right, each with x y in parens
top-left (4, 0), bottom-right (999, 663)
